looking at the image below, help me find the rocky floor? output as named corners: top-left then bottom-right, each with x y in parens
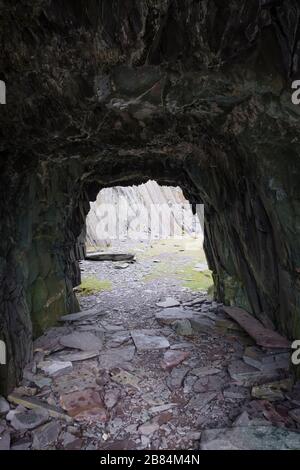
top-left (1, 239), bottom-right (300, 450)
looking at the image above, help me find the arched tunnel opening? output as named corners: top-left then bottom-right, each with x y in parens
top-left (1, 0), bottom-right (300, 452)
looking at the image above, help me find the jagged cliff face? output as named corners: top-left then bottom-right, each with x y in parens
top-left (85, 181), bottom-right (202, 247)
top-left (1, 0), bottom-right (300, 393)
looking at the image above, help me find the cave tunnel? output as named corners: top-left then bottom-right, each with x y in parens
top-left (1, 0), bottom-right (300, 451)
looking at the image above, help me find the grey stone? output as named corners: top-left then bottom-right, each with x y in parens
top-left (59, 307), bottom-right (105, 323)
top-left (131, 330), bottom-right (169, 350)
top-left (149, 403), bottom-right (177, 414)
top-left (173, 320), bottom-right (193, 336)
top-left (166, 367), bottom-right (189, 390)
top-left (85, 252), bottom-right (135, 262)
top-left (251, 379), bottom-right (291, 401)
top-left (59, 331), bottom-right (103, 351)
top-left (32, 421), bottom-right (61, 449)
top-left (155, 307), bottom-right (194, 325)
top-left (156, 298), bottom-right (180, 308)
top-left (38, 360), bottom-right (73, 377)
top-left (193, 375), bottom-right (225, 393)
top-left (23, 372), bottom-right (52, 388)
top-left (289, 408), bottom-right (300, 424)
top-left (0, 396), bottom-right (10, 416)
top-left (228, 360), bottom-right (279, 386)
top-left (200, 426), bottom-right (300, 450)
top-left (98, 346), bottom-right (136, 369)
top-left (191, 367), bottom-right (221, 378)
top-left (190, 317), bottom-right (215, 334)
top-left (188, 392), bottom-right (218, 410)
top-left (11, 440), bottom-right (31, 450)
top-left (115, 262), bottom-right (130, 269)
top-left (61, 432), bottom-right (82, 450)
top-left (0, 432), bottom-right (10, 450)
top-left (243, 346), bottom-right (290, 371)
top-left (58, 350), bottom-right (100, 362)
top-left (138, 422), bottom-right (159, 436)
top-left (10, 409), bottom-right (49, 431)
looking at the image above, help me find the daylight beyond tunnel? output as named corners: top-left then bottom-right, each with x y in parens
top-left (1, 0), bottom-right (300, 398)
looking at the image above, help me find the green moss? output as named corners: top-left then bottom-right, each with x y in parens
top-left (137, 238), bottom-right (206, 261)
top-left (180, 265), bottom-right (214, 292)
top-left (77, 276), bottom-right (112, 296)
top-left (143, 259), bottom-right (213, 292)
top-left (31, 277), bottom-right (48, 313)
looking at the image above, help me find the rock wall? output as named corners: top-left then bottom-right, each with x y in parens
top-left (1, 0), bottom-right (300, 392)
top-left (85, 181), bottom-right (203, 248)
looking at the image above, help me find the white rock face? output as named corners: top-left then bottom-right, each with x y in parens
top-left (85, 180), bottom-right (203, 247)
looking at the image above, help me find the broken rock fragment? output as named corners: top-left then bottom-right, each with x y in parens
top-left (38, 360), bottom-right (73, 377)
top-left (156, 298), bottom-right (180, 308)
top-left (59, 331), bottom-right (103, 351)
top-left (131, 330), bottom-right (169, 351)
top-left (0, 396), bottom-right (10, 416)
top-left (60, 389), bottom-right (108, 423)
top-left (166, 367), bottom-right (189, 391)
top-left (223, 307), bottom-right (290, 349)
top-left (228, 360), bottom-right (279, 387)
top-left (161, 350), bottom-right (190, 370)
top-left (9, 408), bottom-right (49, 431)
top-left (32, 421), bottom-right (61, 450)
top-left (155, 308), bottom-right (194, 325)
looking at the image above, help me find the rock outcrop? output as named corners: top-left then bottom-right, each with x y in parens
top-left (85, 181), bottom-right (202, 248)
top-left (1, 0), bottom-right (300, 393)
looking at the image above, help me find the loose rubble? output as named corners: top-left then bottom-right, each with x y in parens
top-left (2, 241), bottom-right (299, 450)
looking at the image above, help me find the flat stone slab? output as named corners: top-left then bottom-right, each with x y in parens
top-left (188, 392), bottom-right (218, 410)
top-left (32, 421), bottom-right (61, 450)
top-left (251, 379), bottom-right (292, 401)
top-left (38, 360), bottom-right (73, 377)
top-left (98, 346), bottom-right (136, 369)
top-left (57, 351), bottom-right (101, 362)
top-left (191, 367), bottom-right (221, 378)
top-left (131, 330), bottom-right (170, 350)
top-left (59, 307), bottom-right (105, 323)
top-left (223, 306), bottom-right (290, 349)
top-left (228, 359), bottom-right (280, 386)
top-left (161, 350), bottom-right (190, 370)
top-left (59, 332), bottom-right (103, 351)
top-left (156, 298), bottom-right (180, 308)
top-left (190, 316), bottom-right (215, 334)
top-left (60, 389), bottom-right (108, 423)
top-left (8, 408), bottom-right (49, 431)
top-left (85, 252), bottom-right (135, 262)
top-left (166, 367), bottom-right (189, 391)
top-left (243, 346), bottom-right (290, 371)
top-left (7, 394), bottom-right (72, 422)
top-left (155, 308), bottom-right (194, 325)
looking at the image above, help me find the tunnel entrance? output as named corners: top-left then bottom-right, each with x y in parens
top-left (3, 181), bottom-right (298, 450)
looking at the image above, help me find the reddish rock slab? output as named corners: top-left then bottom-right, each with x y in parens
top-left (60, 389), bottom-right (108, 423)
top-left (161, 350), bottom-right (190, 370)
top-left (223, 307), bottom-right (290, 349)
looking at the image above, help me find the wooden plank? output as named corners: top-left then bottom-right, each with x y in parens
top-left (7, 394), bottom-right (72, 422)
